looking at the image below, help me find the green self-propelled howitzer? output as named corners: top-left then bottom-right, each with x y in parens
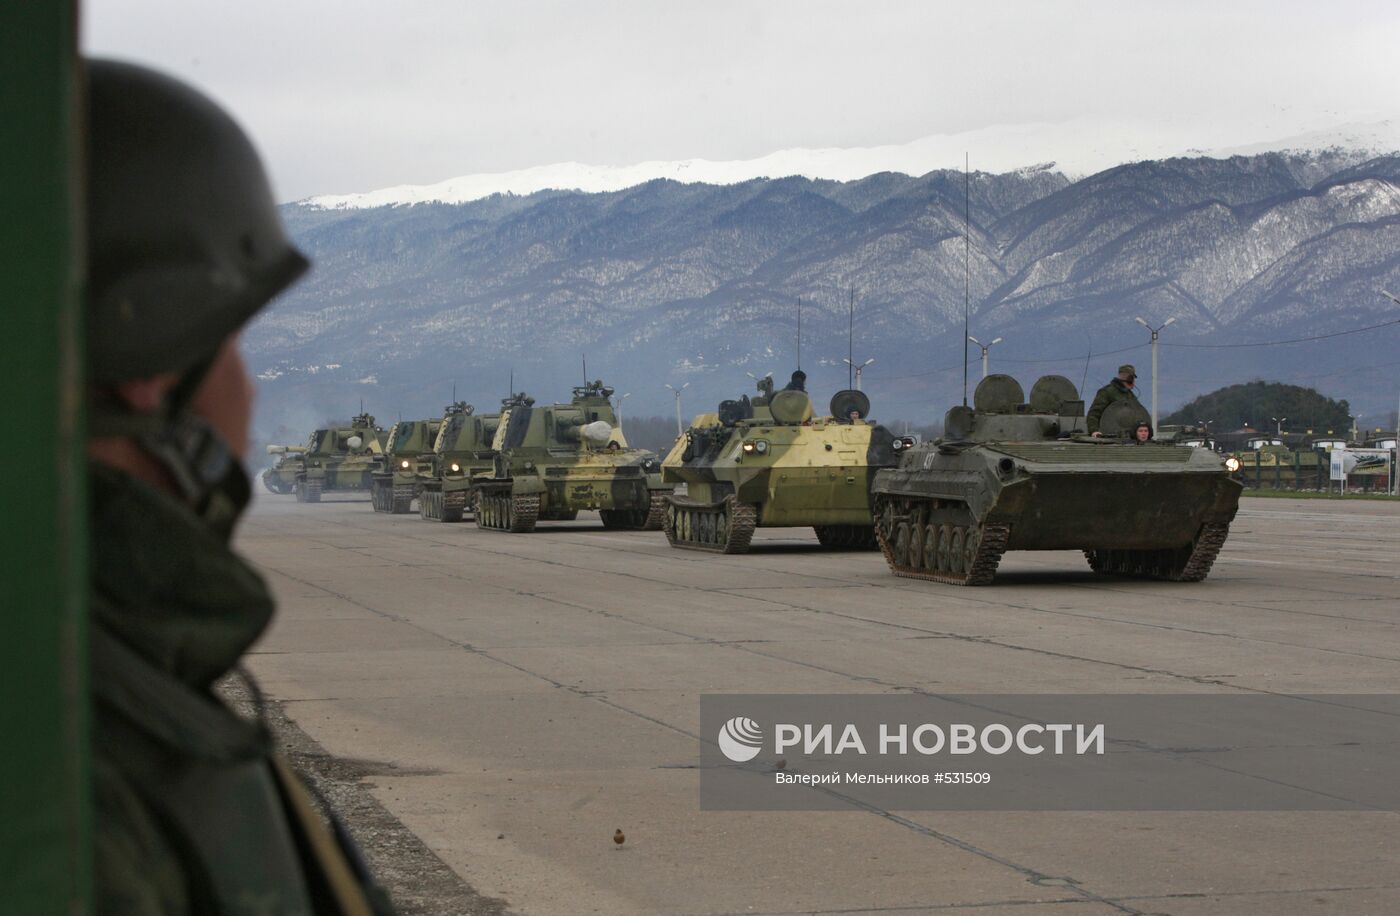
top-left (294, 412), bottom-right (388, 502)
top-left (660, 376), bottom-right (900, 554)
top-left (870, 374), bottom-right (1243, 585)
top-left (260, 444), bottom-right (306, 494)
top-left (371, 415), bottom-right (444, 513)
top-left (472, 380), bottom-right (672, 533)
top-left (417, 399), bottom-right (507, 522)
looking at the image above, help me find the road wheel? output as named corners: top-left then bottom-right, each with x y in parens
top-left (962, 527), bottom-right (980, 573)
top-left (936, 524), bottom-right (953, 572)
top-left (922, 524), bottom-right (939, 570)
top-left (908, 522), bottom-right (925, 570)
top-left (892, 522), bottom-right (911, 566)
top-left (949, 527), bottom-right (966, 574)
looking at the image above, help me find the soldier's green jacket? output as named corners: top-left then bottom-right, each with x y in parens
top-left (91, 465), bottom-right (392, 915)
top-left (1085, 379), bottom-right (1139, 433)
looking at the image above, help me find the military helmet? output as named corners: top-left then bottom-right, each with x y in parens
top-left (85, 59), bottom-right (309, 384)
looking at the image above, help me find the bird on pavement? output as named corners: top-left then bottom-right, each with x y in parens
top-left (614, 828), bottom-right (626, 846)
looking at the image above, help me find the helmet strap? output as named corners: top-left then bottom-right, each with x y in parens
top-left (89, 359), bottom-right (252, 541)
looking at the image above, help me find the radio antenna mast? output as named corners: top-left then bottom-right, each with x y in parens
top-left (962, 152), bottom-right (970, 407)
top-left (582, 354), bottom-right (588, 388)
top-left (848, 286), bottom-right (855, 389)
top-left (508, 368), bottom-right (513, 399)
top-left (1081, 337), bottom-right (1093, 396)
top-left (796, 297), bottom-right (802, 371)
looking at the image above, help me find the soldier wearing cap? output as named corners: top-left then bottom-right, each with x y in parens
top-left (85, 60), bottom-right (393, 914)
top-left (1087, 364), bottom-right (1140, 436)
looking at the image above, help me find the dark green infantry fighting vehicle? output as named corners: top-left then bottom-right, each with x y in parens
top-left (260, 444), bottom-right (305, 494)
top-left (870, 374), bottom-right (1243, 585)
top-left (294, 412), bottom-right (388, 502)
top-left (661, 377), bottom-right (899, 554)
top-left (371, 415), bottom-right (443, 513)
top-left (472, 380), bottom-right (671, 533)
top-left (418, 400), bottom-right (508, 522)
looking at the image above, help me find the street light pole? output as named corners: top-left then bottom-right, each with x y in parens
top-left (842, 357), bottom-right (875, 390)
top-left (1272, 416), bottom-right (1287, 438)
top-left (664, 383), bottom-right (689, 437)
top-left (616, 392), bottom-right (630, 429)
top-left (1134, 316), bottom-right (1176, 432)
top-left (967, 335), bottom-right (1003, 379)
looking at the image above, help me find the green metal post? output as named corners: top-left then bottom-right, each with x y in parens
top-left (0, 3), bottom-right (89, 912)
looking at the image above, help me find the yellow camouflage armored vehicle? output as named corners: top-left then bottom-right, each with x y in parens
top-left (417, 399), bottom-right (509, 522)
top-left (294, 412), bottom-right (387, 502)
top-left (472, 381), bottom-right (671, 532)
top-left (660, 377), bottom-right (900, 553)
top-left (871, 374), bottom-right (1243, 585)
top-left (260, 444), bottom-right (306, 494)
top-left (371, 415), bottom-right (443, 513)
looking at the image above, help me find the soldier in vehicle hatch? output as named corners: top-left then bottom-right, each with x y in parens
top-left (1087, 364), bottom-right (1140, 436)
top-left (84, 60), bottom-right (393, 914)
top-left (783, 369), bottom-right (807, 392)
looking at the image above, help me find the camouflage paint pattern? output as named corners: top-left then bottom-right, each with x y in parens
top-left (371, 416), bottom-right (443, 512)
top-left (473, 382), bottom-right (671, 529)
top-left (416, 402), bottom-right (506, 521)
top-left (259, 446), bottom-right (304, 495)
top-left (662, 410), bottom-right (897, 527)
top-left (294, 412), bottom-right (388, 501)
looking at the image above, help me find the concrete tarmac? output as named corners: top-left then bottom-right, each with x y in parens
top-left (239, 495), bottom-right (1400, 915)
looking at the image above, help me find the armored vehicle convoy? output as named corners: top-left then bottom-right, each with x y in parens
top-left (418, 400), bottom-right (509, 523)
top-left (294, 412), bottom-right (388, 502)
top-left (870, 374), bottom-right (1243, 585)
top-left (371, 416), bottom-right (443, 513)
top-left (661, 377), bottom-right (899, 553)
top-left (261, 445), bottom-right (305, 494)
top-left (472, 380), bottom-right (670, 533)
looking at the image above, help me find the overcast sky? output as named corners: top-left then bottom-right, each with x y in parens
top-left (84, 0), bottom-right (1400, 202)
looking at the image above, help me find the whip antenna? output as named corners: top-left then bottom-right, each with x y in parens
top-left (848, 286), bottom-right (855, 389)
top-left (796, 296), bottom-right (802, 371)
top-left (962, 152), bottom-right (970, 407)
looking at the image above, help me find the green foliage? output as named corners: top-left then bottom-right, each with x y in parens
top-left (1163, 380), bottom-right (1351, 432)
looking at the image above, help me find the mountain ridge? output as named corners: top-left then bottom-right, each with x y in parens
top-left (249, 150), bottom-right (1400, 441)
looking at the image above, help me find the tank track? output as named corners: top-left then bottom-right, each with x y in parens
top-left (295, 478), bottom-right (322, 504)
top-left (812, 524), bottom-right (880, 550)
top-left (872, 495), bottom-right (1009, 585)
top-left (599, 494), bottom-right (668, 531)
top-left (419, 488), bottom-right (467, 523)
top-left (391, 484), bottom-right (416, 514)
top-left (644, 492), bottom-right (668, 531)
top-left (371, 478), bottom-right (391, 512)
top-left (477, 492), bottom-right (539, 533)
top-left (663, 495), bottom-right (757, 554)
top-left (262, 474), bottom-right (292, 495)
top-left (1084, 523), bottom-right (1231, 582)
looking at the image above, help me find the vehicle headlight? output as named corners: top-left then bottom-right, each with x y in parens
top-left (754, 440), bottom-right (769, 454)
top-left (1225, 456), bottom-right (1241, 473)
top-left (892, 439), bottom-right (903, 450)
top-left (400, 459), bottom-right (411, 470)
top-left (450, 462), bottom-right (461, 473)
top-left (742, 441), bottom-right (755, 452)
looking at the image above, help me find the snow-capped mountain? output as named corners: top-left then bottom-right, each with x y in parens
top-left (302, 121), bottom-right (1400, 210)
top-left (251, 149), bottom-right (1400, 441)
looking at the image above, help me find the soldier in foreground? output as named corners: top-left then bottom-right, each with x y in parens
top-left (84, 60), bottom-right (392, 914)
top-left (1087, 364), bottom-right (1139, 436)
